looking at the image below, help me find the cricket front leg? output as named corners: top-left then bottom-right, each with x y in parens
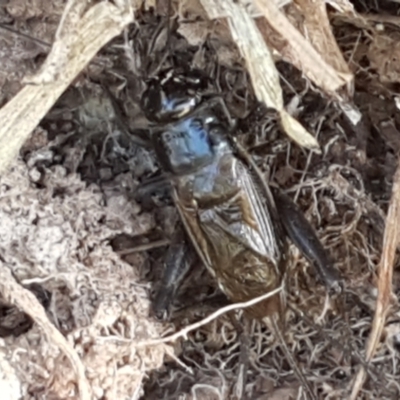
top-left (135, 174), bottom-right (171, 204)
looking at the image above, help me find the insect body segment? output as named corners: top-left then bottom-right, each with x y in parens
top-left (141, 67), bottom-right (340, 318)
top-left (152, 114), bottom-right (218, 176)
top-left (141, 68), bottom-right (207, 123)
top-left (143, 69), bottom-right (287, 318)
top-left (171, 137), bottom-right (286, 318)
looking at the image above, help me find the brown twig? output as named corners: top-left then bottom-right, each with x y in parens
top-left (116, 239), bottom-right (170, 255)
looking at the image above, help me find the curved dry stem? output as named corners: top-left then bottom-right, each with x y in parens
top-left (350, 159), bottom-right (400, 399)
top-left (0, 266), bottom-right (91, 400)
top-left (0, 0), bottom-right (133, 175)
top-left (129, 285), bottom-right (283, 348)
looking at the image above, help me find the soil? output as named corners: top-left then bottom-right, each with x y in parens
top-left (1, 0), bottom-right (400, 399)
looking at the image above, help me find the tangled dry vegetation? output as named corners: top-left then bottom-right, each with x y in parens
top-left (1, 0), bottom-right (400, 399)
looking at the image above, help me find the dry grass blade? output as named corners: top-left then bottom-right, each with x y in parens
top-left (200, 0), bottom-right (320, 152)
top-left (0, 267), bottom-right (91, 400)
top-left (130, 285), bottom-right (283, 348)
top-left (268, 315), bottom-right (316, 400)
top-left (255, 0), bottom-right (352, 97)
top-left (349, 160), bottom-right (400, 399)
top-left (0, 0), bottom-right (133, 175)
top-left (326, 0), bottom-right (356, 13)
top-left (295, 0), bottom-right (352, 86)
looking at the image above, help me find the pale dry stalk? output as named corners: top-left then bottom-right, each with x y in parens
top-left (200, 0), bottom-right (321, 152)
top-left (294, 0), bottom-right (352, 88)
top-left (254, 0), bottom-right (352, 96)
top-left (350, 159), bottom-right (400, 399)
top-left (128, 286), bottom-right (283, 348)
top-left (0, 266), bottom-right (91, 400)
top-left (0, 0), bottom-right (134, 175)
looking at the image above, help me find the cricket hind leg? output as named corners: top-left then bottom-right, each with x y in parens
top-left (271, 187), bottom-right (342, 293)
top-left (152, 226), bottom-right (195, 320)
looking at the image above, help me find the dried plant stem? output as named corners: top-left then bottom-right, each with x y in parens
top-left (116, 239), bottom-right (170, 255)
top-left (350, 160), bottom-right (400, 399)
top-left (200, 0), bottom-right (320, 151)
top-left (0, 0), bottom-right (133, 175)
top-left (0, 266), bottom-right (91, 400)
top-left (129, 285), bottom-right (283, 347)
top-left (255, 0), bottom-right (352, 95)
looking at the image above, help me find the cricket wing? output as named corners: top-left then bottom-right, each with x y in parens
top-left (173, 158), bottom-right (282, 274)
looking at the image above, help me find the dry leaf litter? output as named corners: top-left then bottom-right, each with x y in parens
top-left (1, 0), bottom-right (400, 399)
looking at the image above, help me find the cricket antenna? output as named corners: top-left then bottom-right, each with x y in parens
top-left (0, 23), bottom-right (50, 49)
top-left (146, 0), bottom-right (175, 79)
top-left (166, 0), bottom-right (172, 53)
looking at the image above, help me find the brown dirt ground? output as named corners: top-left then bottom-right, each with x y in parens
top-left (1, 0), bottom-right (400, 399)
